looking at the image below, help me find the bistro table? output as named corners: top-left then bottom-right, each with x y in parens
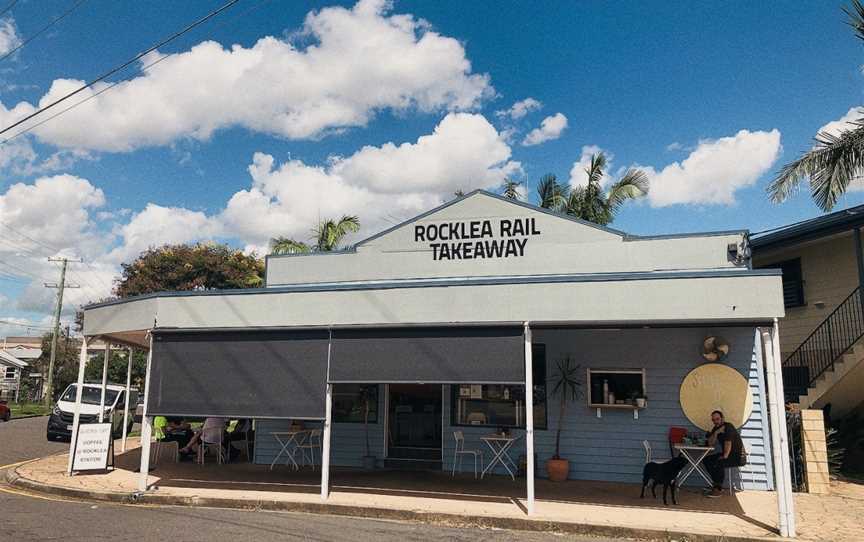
top-left (674, 444), bottom-right (716, 488)
top-left (480, 433), bottom-right (521, 480)
top-left (269, 429), bottom-right (312, 471)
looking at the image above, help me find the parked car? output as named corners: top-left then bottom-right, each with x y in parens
top-left (46, 383), bottom-right (138, 441)
top-left (0, 399), bottom-right (10, 422)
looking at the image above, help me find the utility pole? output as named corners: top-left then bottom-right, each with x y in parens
top-left (43, 257), bottom-right (81, 406)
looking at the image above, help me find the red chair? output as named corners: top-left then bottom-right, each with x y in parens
top-left (668, 427), bottom-right (688, 456)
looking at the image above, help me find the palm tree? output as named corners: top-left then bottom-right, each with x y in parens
top-left (537, 174), bottom-right (567, 209)
top-left (270, 215), bottom-right (360, 254)
top-left (502, 179), bottom-right (522, 200)
top-left (537, 153), bottom-right (648, 226)
top-left (767, 1), bottom-right (864, 212)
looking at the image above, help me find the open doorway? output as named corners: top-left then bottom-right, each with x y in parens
top-left (386, 384), bottom-right (442, 464)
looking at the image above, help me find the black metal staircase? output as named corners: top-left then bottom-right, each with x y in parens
top-left (782, 287), bottom-right (864, 402)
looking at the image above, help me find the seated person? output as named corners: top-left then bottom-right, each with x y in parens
top-left (162, 417), bottom-right (193, 448)
top-left (226, 418), bottom-right (254, 460)
top-left (702, 410), bottom-right (747, 497)
top-left (180, 417), bottom-right (227, 458)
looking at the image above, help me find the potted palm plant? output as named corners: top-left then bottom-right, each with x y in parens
top-left (546, 357), bottom-right (582, 482)
top-left (360, 385), bottom-right (376, 470)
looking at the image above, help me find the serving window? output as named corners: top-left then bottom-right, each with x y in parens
top-left (450, 344), bottom-right (547, 429)
top-left (588, 369), bottom-right (646, 408)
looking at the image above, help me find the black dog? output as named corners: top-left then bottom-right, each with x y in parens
top-left (640, 455), bottom-right (687, 505)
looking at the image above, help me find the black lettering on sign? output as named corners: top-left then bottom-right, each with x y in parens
top-left (418, 217), bottom-right (542, 261)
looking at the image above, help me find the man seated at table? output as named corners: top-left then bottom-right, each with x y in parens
top-left (179, 417), bottom-right (227, 459)
top-left (155, 416), bottom-right (194, 448)
top-left (702, 410), bottom-right (746, 497)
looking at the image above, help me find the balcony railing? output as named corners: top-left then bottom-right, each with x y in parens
top-left (782, 287), bottom-right (864, 401)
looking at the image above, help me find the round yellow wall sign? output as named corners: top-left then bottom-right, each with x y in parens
top-left (679, 363), bottom-right (753, 431)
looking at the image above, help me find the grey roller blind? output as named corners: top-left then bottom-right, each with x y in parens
top-left (148, 329), bottom-right (329, 419)
top-left (329, 327), bottom-right (525, 384)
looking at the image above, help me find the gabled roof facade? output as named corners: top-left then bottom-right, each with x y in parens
top-left (266, 190), bottom-right (749, 287)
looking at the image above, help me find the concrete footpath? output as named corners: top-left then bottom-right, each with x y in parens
top-left (7, 441), bottom-right (863, 542)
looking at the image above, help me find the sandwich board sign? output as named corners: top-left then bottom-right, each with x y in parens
top-left (71, 423), bottom-right (114, 472)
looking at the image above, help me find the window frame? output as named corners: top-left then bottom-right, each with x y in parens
top-left (3, 366), bottom-right (16, 379)
top-left (586, 368), bottom-right (647, 408)
top-left (332, 383), bottom-right (380, 424)
top-left (758, 258), bottom-right (805, 308)
top-left (449, 344), bottom-right (548, 430)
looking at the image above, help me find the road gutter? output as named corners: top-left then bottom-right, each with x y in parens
top-left (5, 467), bottom-right (787, 542)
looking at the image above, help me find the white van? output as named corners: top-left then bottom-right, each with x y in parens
top-left (46, 383), bottom-right (138, 441)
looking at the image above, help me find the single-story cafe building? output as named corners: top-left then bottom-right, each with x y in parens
top-left (78, 190), bottom-right (796, 536)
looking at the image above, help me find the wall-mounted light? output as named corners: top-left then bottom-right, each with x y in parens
top-left (814, 301), bottom-right (826, 309)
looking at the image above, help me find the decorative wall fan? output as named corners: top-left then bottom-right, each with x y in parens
top-left (702, 336), bottom-right (730, 362)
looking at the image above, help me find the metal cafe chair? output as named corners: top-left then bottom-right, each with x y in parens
top-left (642, 440), bottom-right (653, 463)
top-left (151, 435), bottom-right (179, 465)
top-left (198, 427), bottom-right (225, 465)
top-left (727, 442), bottom-right (754, 494)
top-left (298, 429), bottom-right (322, 470)
top-left (452, 431), bottom-right (483, 478)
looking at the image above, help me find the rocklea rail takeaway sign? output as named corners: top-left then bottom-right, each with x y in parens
top-left (414, 218), bottom-right (541, 261)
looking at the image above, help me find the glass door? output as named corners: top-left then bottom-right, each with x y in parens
top-left (386, 384), bottom-right (442, 460)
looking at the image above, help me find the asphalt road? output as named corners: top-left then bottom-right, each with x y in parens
top-left (0, 416), bottom-right (623, 542)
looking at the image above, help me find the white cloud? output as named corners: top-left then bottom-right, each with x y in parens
top-left (8, 0), bottom-right (492, 152)
top-left (0, 17), bottom-right (21, 57)
top-left (643, 129), bottom-right (782, 207)
top-left (0, 112), bottom-right (517, 317)
top-left (496, 97), bottom-right (542, 121)
top-left (522, 112), bottom-right (568, 146)
top-left (568, 145), bottom-right (610, 189)
top-left (222, 112), bottom-right (520, 246)
top-left (818, 107), bottom-right (863, 138)
top-left (0, 174), bottom-right (114, 313)
top-left (106, 204), bottom-right (223, 264)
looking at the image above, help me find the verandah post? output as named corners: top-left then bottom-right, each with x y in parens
top-left (321, 383), bottom-right (333, 499)
top-left (66, 336), bottom-right (89, 475)
top-left (98, 342), bottom-right (111, 422)
top-left (121, 346), bottom-right (133, 452)
top-left (771, 320), bottom-right (796, 537)
top-left (761, 323), bottom-right (795, 538)
top-left (321, 328), bottom-right (333, 500)
top-left (524, 321), bottom-right (535, 515)
top-left (138, 335), bottom-right (154, 492)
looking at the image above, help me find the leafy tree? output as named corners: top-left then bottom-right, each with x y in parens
top-left (767, 1), bottom-right (864, 211)
top-left (537, 152), bottom-right (648, 225)
top-left (270, 215), bottom-right (360, 254)
top-left (84, 348), bottom-right (148, 390)
top-left (114, 243), bottom-right (264, 298)
top-left (23, 331), bottom-right (81, 402)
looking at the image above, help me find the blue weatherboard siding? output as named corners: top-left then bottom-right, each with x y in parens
top-left (254, 326), bottom-right (772, 490)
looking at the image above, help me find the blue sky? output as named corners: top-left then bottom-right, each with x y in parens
top-left (1, 0), bottom-right (863, 333)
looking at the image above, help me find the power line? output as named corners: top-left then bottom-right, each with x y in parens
top-left (0, 319), bottom-right (53, 330)
top-left (0, 0), bottom-right (87, 63)
top-left (0, 0), bottom-right (269, 146)
top-left (0, 0), bottom-right (19, 19)
top-left (0, 0), bottom-right (240, 138)
top-left (0, 220), bottom-right (60, 252)
top-left (0, 259), bottom-right (47, 280)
